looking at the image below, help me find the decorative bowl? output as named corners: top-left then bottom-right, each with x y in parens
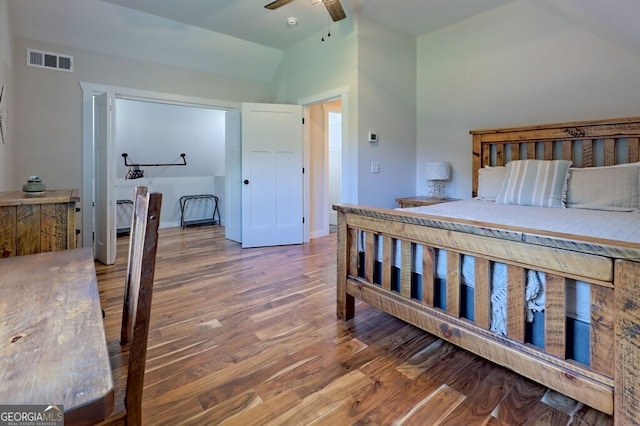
top-left (22, 175), bottom-right (46, 193)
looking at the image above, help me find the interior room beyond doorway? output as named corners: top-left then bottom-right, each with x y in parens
top-left (307, 98), bottom-right (342, 239)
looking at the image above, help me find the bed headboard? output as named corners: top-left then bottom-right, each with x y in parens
top-left (470, 116), bottom-right (640, 197)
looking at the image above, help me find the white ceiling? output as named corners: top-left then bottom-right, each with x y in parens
top-left (99, 0), bottom-right (517, 50)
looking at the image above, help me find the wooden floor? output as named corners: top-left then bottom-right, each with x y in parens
top-left (96, 225), bottom-right (612, 425)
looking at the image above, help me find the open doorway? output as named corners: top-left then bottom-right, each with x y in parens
top-left (81, 82), bottom-right (237, 263)
top-left (307, 98), bottom-right (342, 238)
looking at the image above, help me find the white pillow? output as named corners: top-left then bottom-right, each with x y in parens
top-left (496, 159), bottom-right (572, 208)
top-left (477, 166), bottom-right (507, 201)
top-left (567, 163), bottom-right (640, 211)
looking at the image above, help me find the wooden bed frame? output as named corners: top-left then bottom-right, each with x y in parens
top-left (335, 116), bottom-right (640, 423)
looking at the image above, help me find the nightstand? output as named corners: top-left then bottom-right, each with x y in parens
top-left (395, 196), bottom-right (459, 208)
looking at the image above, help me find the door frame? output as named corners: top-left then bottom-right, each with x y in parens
top-left (299, 87), bottom-right (349, 240)
top-left (81, 82), bottom-right (237, 253)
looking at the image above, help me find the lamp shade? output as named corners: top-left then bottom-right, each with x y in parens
top-left (426, 161), bottom-right (450, 181)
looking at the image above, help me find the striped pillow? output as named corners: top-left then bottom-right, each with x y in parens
top-left (496, 160), bottom-right (572, 208)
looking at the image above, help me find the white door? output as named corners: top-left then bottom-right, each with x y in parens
top-left (225, 109), bottom-right (242, 243)
top-left (93, 92), bottom-right (116, 264)
top-left (241, 103), bottom-right (303, 248)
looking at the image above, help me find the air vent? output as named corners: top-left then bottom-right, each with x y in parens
top-left (27, 48), bottom-right (73, 72)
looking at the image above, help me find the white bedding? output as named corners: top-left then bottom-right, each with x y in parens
top-left (403, 198), bottom-right (640, 244)
top-left (360, 199), bottom-right (640, 335)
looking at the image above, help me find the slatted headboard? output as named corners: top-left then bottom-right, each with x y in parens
top-left (470, 116), bottom-right (640, 197)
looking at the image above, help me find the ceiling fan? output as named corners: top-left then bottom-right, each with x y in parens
top-left (265, 0), bottom-right (347, 22)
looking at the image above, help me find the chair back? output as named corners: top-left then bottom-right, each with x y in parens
top-left (119, 186), bottom-right (162, 425)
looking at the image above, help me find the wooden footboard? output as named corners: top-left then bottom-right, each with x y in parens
top-left (335, 204), bottom-right (640, 424)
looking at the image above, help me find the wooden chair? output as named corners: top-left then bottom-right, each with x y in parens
top-left (100, 186), bottom-right (162, 426)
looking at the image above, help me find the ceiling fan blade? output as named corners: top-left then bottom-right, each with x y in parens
top-left (265, 0), bottom-right (296, 10)
top-left (323, 0), bottom-right (346, 22)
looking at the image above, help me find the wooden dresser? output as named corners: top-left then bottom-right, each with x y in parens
top-left (0, 189), bottom-right (79, 257)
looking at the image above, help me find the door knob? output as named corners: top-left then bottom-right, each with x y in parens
top-left (243, 179), bottom-right (250, 185)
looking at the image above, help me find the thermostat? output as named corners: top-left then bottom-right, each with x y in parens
top-left (368, 132), bottom-right (378, 143)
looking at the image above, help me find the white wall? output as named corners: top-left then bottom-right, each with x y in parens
top-left (0, 0), bottom-right (13, 190)
top-left (115, 99), bottom-right (225, 179)
top-left (416, 0), bottom-right (640, 198)
top-left (9, 0), bottom-right (283, 85)
top-left (273, 18), bottom-right (359, 205)
top-left (274, 15), bottom-right (417, 208)
top-left (11, 36), bottom-right (272, 193)
top-left (356, 15), bottom-right (416, 207)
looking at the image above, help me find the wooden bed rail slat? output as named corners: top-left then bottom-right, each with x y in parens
top-left (496, 144), bottom-right (504, 166)
top-left (562, 141), bottom-right (572, 161)
top-left (365, 233), bottom-right (375, 284)
top-left (544, 141), bottom-right (553, 160)
top-left (591, 285), bottom-right (614, 378)
top-left (604, 138), bottom-right (615, 166)
top-left (472, 134), bottom-right (483, 198)
top-left (527, 142), bottom-right (535, 159)
top-left (507, 265), bottom-right (526, 343)
top-left (400, 241), bottom-right (412, 298)
top-left (545, 274), bottom-right (566, 359)
top-left (510, 143), bottom-right (520, 161)
top-left (582, 139), bottom-right (593, 167)
top-left (629, 137), bottom-right (639, 162)
top-left (614, 259), bottom-right (640, 421)
top-left (446, 253), bottom-right (461, 317)
top-left (474, 259), bottom-right (490, 329)
top-left (349, 228), bottom-right (358, 279)
top-left (422, 247), bottom-right (435, 307)
top-left (382, 236), bottom-right (392, 291)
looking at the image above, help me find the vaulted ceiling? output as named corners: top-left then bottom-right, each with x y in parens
top-left (98, 0), bottom-right (517, 50)
top-left (9, 0), bottom-right (640, 84)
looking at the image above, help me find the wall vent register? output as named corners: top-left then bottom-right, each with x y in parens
top-left (27, 48), bottom-right (73, 72)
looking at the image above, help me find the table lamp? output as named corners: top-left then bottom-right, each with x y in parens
top-left (426, 161), bottom-right (450, 199)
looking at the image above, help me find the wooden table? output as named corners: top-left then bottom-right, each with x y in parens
top-left (0, 247), bottom-right (114, 425)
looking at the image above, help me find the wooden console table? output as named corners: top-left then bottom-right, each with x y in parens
top-left (0, 189), bottom-right (79, 257)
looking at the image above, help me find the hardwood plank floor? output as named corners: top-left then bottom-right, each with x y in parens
top-left (96, 225), bottom-right (612, 425)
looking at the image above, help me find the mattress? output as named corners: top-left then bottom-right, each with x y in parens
top-left (402, 198), bottom-right (640, 244)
